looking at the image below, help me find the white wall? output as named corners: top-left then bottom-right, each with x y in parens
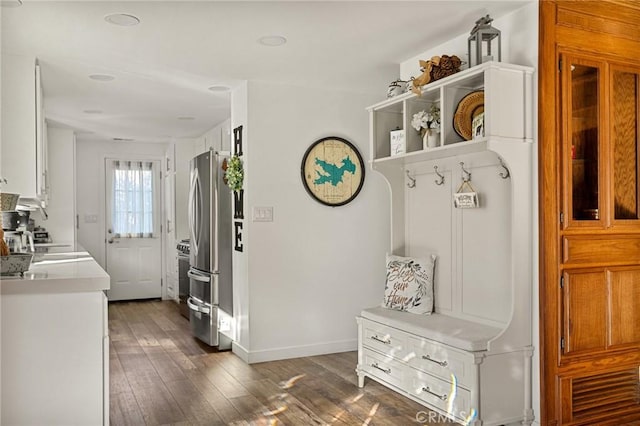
top-left (401, 3), bottom-right (537, 79)
top-left (75, 140), bottom-right (169, 269)
top-left (231, 81), bottom-right (250, 357)
top-left (231, 80), bottom-right (391, 363)
top-left (399, 2), bottom-right (540, 423)
top-left (39, 127), bottom-right (76, 245)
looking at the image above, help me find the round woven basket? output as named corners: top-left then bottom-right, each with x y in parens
top-left (454, 90), bottom-right (485, 141)
top-left (0, 193), bottom-right (20, 211)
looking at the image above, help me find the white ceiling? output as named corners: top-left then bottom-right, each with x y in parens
top-left (1, 1), bottom-right (529, 143)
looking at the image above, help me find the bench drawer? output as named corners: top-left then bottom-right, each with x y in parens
top-left (406, 336), bottom-right (476, 388)
top-left (361, 348), bottom-right (406, 389)
top-left (361, 319), bottom-right (407, 358)
top-left (409, 370), bottom-right (472, 422)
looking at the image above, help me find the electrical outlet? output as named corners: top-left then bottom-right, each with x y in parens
top-left (252, 206), bottom-right (273, 222)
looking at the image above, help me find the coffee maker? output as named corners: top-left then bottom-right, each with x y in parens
top-left (2, 211), bottom-right (34, 253)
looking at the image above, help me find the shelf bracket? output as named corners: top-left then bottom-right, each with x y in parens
top-left (406, 170), bottom-right (416, 188)
top-left (434, 166), bottom-right (445, 186)
top-left (498, 157), bottom-right (511, 179)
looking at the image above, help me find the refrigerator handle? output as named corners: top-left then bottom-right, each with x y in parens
top-left (187, 269), bottom-right (210, 282)
top-left (189, 168), bottom-right (201, 255)
top-left (188, 170), bottom-right (195, 249)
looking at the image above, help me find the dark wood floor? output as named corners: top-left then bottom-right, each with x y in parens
top-left (109, 300), bottom-right (449, 425)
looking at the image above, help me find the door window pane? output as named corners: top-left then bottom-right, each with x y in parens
top-left (571, 64), bottom-right (600, 221)
top-left (111, 160), bottom-right (156, 237)
top-left (612, 70), bottom-right (639, 220)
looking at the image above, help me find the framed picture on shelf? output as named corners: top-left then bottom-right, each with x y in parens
top-left (472, 112), bottom-right (485, 140)
top-left (390, 129), bottom-right (406, 156)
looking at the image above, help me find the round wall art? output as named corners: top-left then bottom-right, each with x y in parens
top-left (301, 136), bottom-right (365, 206)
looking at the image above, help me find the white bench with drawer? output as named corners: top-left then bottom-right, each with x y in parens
top-left (357, 307), bottom-right (533, 426)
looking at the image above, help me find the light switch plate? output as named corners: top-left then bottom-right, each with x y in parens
top-left (252, 206), bottom-right (273, 222)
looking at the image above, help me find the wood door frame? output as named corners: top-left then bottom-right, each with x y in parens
top-left (539, 1), bottom-right (640, 424)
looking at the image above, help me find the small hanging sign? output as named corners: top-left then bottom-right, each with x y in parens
top-left (454, 180), bottom-right (479, 209)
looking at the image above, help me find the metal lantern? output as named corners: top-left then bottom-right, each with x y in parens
top-left (467, 15), bottom-right (501, 68)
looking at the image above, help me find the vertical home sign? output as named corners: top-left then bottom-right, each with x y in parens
top-left (233, 125), bottom-right (244, 252)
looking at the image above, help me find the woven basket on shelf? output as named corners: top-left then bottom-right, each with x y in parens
top-left (0, 193), bottom-right (19, 211)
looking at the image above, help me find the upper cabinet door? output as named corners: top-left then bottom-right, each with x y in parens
top-left (610, 65), bottom-right (640, 228)
top-left (561, 55), bottom-right (607, 230)
top-left (562, 54), bottom-right (640, 231)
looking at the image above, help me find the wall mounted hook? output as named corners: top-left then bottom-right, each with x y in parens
top-left (498, 158), bottom-right (511, 179)
top-left (460, 162), bottom-right (471, 182)
top-left (406, 170), bottom-right (416, 188)
top-left (434, 165), bottom-right (445, 186)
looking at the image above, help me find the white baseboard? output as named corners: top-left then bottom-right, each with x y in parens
top-left (231, 341), bottom-right (250, 363)
top-left (234, 338), bottom-right (357, 364)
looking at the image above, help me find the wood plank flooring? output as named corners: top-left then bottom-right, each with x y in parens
top-left (109, 300), bottom-right (451, 425)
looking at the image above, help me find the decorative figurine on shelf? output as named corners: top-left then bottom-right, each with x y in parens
top-left (411, 104), bottom-right (441, 149)
top-left (468, 14), bottom-right (502, 68)
top-left (410, 55), bottom-right (462, 95)
top-left (387, 79), bottom-right (409, 98)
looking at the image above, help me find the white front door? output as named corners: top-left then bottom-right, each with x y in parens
top-left (105, 159), bottom-right (162, 301)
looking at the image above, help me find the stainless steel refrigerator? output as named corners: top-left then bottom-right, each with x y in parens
top-left (187, 150), bottom-right (233, 348)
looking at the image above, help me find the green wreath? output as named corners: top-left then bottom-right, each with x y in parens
top-left (225, 155), bottom-right (244, 192)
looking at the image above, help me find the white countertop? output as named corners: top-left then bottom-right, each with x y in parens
top-left (0, 248), bottom-right (110, 295)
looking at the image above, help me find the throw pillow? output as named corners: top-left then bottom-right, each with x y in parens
top-left (382, 254), bottom-right (436, 315)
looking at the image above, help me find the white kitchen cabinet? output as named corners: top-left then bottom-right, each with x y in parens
top-left (193, 119), bottom-right (231, 155)
top-left (1, 251), bottom-right (110, 426)
top-left (1, 54), bottom-right (48, 205)
top-left (357, 62), bottom-right (535, 426)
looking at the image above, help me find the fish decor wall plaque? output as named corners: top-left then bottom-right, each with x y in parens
top-left (301, 136), bottom-right (365, 207)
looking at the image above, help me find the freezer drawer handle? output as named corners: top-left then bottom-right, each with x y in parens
top-left (422, 386), bottom-right (447, 401)
top-left (422, 354), bottom-right (448, 367)
top-left (187, 297), bottom-right (211, 315)
top-left (188, 270), bottom-right (210, 282)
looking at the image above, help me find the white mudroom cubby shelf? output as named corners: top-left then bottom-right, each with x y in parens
top-left (368, 61), bottom-right (534, 165)
top-left (358, 62), bottom-right (535, 426)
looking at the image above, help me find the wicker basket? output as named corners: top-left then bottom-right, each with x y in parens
top-left (0, 253), bottom-right (33, 276)
top-left (0, 193), bottom-right (19, 211)
top-left (429, 55), bottom-right (462, 82)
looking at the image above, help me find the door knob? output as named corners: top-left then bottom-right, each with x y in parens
top-left (108, 238), bottom-right (119, 244)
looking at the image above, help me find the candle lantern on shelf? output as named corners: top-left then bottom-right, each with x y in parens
top-left (467, 14), bottom-right (501, 68)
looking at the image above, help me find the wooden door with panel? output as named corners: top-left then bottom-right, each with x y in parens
top-left (557, 52), bottom-right (640, 425)
top-left (540, 2), bottom-right (640, 424)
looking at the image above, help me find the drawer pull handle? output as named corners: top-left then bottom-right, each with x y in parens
top-left (371, 335), bottom-right (391, 345)
top-left (422, 354), bottom-right (448, 367)
top-left (422, 386), bottom-right (447, 401)
top-left (371, 362), bottom-right (391, 374)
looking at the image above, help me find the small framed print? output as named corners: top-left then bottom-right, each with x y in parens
top-left (390, 129), bottom-right (406, 156)
top-left (454, 181), bottom-right (480, 209)
top-left (472, 112), bottom-right (485, 140)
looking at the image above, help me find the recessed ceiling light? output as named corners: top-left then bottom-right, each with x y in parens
top-left (104, 13), bottom-right (140, 26)
top-left (258, 35), bottom-right (287, 47)
top-left (208, 85), bottom-right (230, 92)
top-left (0, 0), bottom-right (22, 8)
top-left (89, 74), bottom-right (115, 82)
top-left (177, 116), bottom-right (195, 120)
top-left (83, 109), bottom-right (103, 114)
